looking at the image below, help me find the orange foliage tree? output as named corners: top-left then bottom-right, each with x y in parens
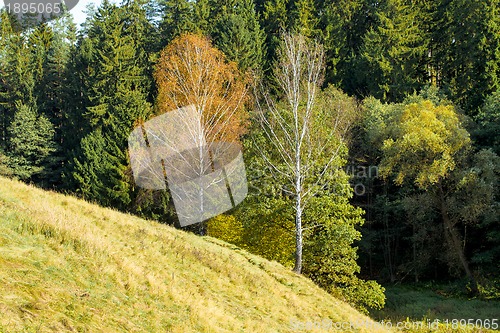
top-left (152, 33), bottom-right (250, 234)
top-left (154, 33), bottom-right (249, 144)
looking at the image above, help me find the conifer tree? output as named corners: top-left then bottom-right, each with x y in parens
top-left (361, 0), bottom-right (427, 102)
top-left (318, 0), bottom-right (371, 93)
top-left (439, 0), bottom-right (500, 113)
top-left (40, 14), bottom-right (76, 141)
top-left (0, 10), bottom-right (15, 148)
top-left (29, 19), bottom-right (76, 185)
top-left (0, 11), bottom-right (35, 152)
top-left (210, 0), bottom-right (265, 72)
top-left (256, 0), bottom-right (290, 70)
top-left (69, 1), bottom-right (152, 208)
top-left (290, 0), bottom-right (318, 37)
top-left (6, 102), bottom-right (56, 181)
top-left (0, 18), bottom-right (34, 114)
top-left (159, 0), bottom-right (197, 46)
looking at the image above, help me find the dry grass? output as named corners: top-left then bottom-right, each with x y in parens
top-left (0, 177), bottom-right (393, 333)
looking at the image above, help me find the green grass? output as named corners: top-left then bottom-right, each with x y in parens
top-left (372, 285), bottom-right (500, 332)
top-left (0, 177), bottom-right (393, 333)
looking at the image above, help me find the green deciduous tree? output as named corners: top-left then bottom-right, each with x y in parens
top-left (368, 96), bottom-right (498, 292)
top-left (301, 180), bottom-right (385, 313)
top-left (249, 72), bottom-right (385, 309)
top-left (255, 32), bottom-right (326, 273)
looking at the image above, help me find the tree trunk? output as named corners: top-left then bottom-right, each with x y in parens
top-left (293, 147), bottom-right (303, 274)
top-left (438, 184), bottom-right (478, 293)
top-left (294, 196), bottom-right (303, 273)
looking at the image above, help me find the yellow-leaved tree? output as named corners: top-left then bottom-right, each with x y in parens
top-left (153, 33), bottom-right (250, 234)
top-left (376, 99), bottom-right (481, 290)
top-left (154, 33), bottom-right (249, 144)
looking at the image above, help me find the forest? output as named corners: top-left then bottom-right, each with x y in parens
top-left (0, 0), bottom-right (499, 314)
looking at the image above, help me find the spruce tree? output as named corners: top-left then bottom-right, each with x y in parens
top-left (0, 11), bottom-right (35, 151)
top-left (69, 1), bottom-right (152, 209)
top-left (0, 10), bottom-right (15, 148)
top-left (290, 0), bottom-right (318, 37)
top-left (159, 0), bottom-right (196, 46)
top-left (0, 19), bottom-right (34, 113)
top-left (210, 0), bottom-right (265, 72)
top-left (438, 0), bottom-right (500, 113)
top-left (6, 102), bottom-right (56, 181)
top-left (318, 0), bottom-right (372, 94)
top-left (257, 0), bottom-right (290, 70)
top-left (40, 13), bottom-right (77, 147)
top-left (361, 0), bottom-right (427, 102)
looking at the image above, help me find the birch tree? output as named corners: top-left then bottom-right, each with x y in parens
top-left (255, 32), bottom-right (354, 273)
top-left (154, 33), bottom-right (249, 145)
top-left (152, 33), bottom-right (249, 232)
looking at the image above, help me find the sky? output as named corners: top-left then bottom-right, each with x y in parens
top-left (71, 0), bottom-right (121, 27)
top-left (71, 0), bottom-right (102, 26)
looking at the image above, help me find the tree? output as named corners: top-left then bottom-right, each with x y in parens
top-left (302, 191), bottom-right (385, 313)
top-left (317, 0), bottom-right (373, 94)
top-left (255, 32), bottom-right (357, 273)
top-left (438, 0), bottom-right (500, 113)
top-left (32, 15), bottom-right (76, 186)
top-left (153, 33), bottom-right (249, 231)
top-left (252, 53), bottom-right (384, 308)
top-left (473, 91), bottom-right (500, 155)
top-left (290, 0), bottom-right (318, 38)
top-left (361, 0), bottom-right (427, 102)
top-left (210, 0), bottom-right (266, 72)
top-left (0, 12), bottom-right (35, 126)
top-left (154, 33), bottom-right (249, 143)
top-left (69, 1), bottom-right (152, 208)
top-left (256, 0), bottom-right (290, 71)
top-left (159, 0), bottom-right (197, 46)
top-left (0, 149), bottom-right (12, 177)
top-left (372, 98), bottom-right (487, 291)
top-left (0, 10), bottom-right (16, 148)
top-left (6, 102), bottom-right (56, 181)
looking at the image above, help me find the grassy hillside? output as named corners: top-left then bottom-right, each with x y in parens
top-left (0, 177), bottom-right (392, 333)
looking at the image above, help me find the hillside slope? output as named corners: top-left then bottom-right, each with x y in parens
top-left (0, 177), bottom-right (392, 333)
